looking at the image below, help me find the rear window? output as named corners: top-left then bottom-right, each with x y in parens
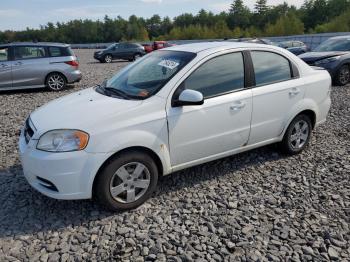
top-left (49, 46), bottom-right (74, 57)
top-left (14, 46), bottom-right (46, 60)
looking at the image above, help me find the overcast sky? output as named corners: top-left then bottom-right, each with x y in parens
top-left (1, 0), bottom-right (305, 31)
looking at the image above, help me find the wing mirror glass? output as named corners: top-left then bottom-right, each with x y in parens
top-left (173, 89), bottom-right (204, 107)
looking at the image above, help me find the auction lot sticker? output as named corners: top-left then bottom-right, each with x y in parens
top-left (158, 59), bottom-right (180, 70)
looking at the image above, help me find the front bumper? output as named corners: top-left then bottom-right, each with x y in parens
top-left (19, 129), bottom-right (109, 200)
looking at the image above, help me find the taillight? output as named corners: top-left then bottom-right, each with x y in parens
top-left (65, 60), bottom-right (79, 68)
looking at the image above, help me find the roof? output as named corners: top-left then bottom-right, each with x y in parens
top-left (329, 35), bottom-right (350, 40)
top-left (0, 42), bottom-right (69, 47)
top-left (165, 41), bottom-right (270, 53)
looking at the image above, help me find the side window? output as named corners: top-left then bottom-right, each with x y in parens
top-left (0, 47), bottom-right (8, 62)
top-left (14, 46), bottom-right (46, 60)
top-left (251, 51), bottom-right (292, 86)
top-left (183, 52), bottom-right (245, 98)
top-left (49, 47), bottom-right (62, 57)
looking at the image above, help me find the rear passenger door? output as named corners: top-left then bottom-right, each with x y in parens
top-left (248, 50), bottom-right (305, 145)
top-left (0, 46), bottom-right (12, 89)
top-left (12, 46), bottom-right (49, 88)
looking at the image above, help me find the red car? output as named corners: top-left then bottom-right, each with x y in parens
top-left (142, 41), bottom-right (175, 53)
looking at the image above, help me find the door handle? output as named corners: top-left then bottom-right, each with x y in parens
top-left (14, 61), bottom-right (22, 66)
top-left (289, 88), bottom-right (300, 96)
top-left (230, 101), bottom-right (246, 111)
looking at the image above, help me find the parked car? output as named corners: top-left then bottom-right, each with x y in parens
top-left (299, 36), bottom-right (350, 85)
top-left (142, 41), bottom-right (175, 53)
top-left (93, 43), bottom-right (146, 63)
top-left (19, 42), bottom-right (331, 210)
top-left (0, 42), bottom-right (81, 91)
top-left (278, 41), bottom-right (309, 55)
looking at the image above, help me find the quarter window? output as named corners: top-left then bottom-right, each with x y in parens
top-left (183, 52), bottom-right (245, 98)
top-left (251, 51), bottom-right (292, 86)
top-left (14, 46), bottom-right (46, 60)
top-left (0, 47), bottom-right (8, 61)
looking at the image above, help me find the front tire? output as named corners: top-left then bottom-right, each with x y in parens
top-left (334, 64), bottom-right (350, 86)
top-left (46, 73), bottom-right (66, 91)
top-left (281, 114), bottom-right (312, 155)
top-left (94, 151), bottom-right (158, 211)
top-left (104, 54), bottom-right (113, 63)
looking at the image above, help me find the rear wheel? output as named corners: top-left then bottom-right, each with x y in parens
top-left (95, 151), bottom-right (158, 211)
top-left (281, 114), bottom-right (312, 155)
top-left (104, 54), bottom-right (113, 63)
top-left (46, 73), bottom-right (66, 91)
top-left (133, 53), bottom-right (142, 61)
top-left (334, 65), bottom-right (350, 86)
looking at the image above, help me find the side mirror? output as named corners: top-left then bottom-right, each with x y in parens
top-left (173, 89), bottom-right (204, 107)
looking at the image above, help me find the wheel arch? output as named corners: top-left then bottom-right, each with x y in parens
top-left (92, 146), bottom-right (164, 197)
top-left (45, 71), bottom-right (67, 85)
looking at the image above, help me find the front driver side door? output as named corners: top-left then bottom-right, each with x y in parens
top-left (167, 52), bottom-right (253, 167)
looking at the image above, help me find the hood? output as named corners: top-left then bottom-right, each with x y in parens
top-left (30, 87), bottom-right (143, 134)
top-left (299, 51), bottom-right (347, 63)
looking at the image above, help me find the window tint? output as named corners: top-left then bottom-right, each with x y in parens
top-left (0, 47), bottom-right (8, 61)
top-left (251, 51), bottom-right (291, 86)
top-left (49, 46), bottom-right (73, 57)
top-left (183, 52), bottom-right (245, 98)
top-left (14, 46), bottom-right (46, 60)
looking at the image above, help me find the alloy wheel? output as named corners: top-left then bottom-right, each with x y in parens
top-left (109, 162), bottom-right (151, 203)
top-left (105, 55), bottom-right (112, 63)
top-left (339, 66), bottom-right (350, 85)
top-left (47, 74), bottom-right (65, 91)
top-left (289, 120), bottom-right (310, 150)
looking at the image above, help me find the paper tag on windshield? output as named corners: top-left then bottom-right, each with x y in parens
top-left (158, 60), bottom-right (179, 70)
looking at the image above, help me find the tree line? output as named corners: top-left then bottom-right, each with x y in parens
top-left (1, 0), bottom-right (350, 44)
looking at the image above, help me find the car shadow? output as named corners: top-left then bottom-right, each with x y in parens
top-left (0, 144), bottom-right (285, 238)
top-left (87, 60), bottom-right (130, 64)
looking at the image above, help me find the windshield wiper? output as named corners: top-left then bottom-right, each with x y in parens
top-left (103, 87), bottom-right (131, 100)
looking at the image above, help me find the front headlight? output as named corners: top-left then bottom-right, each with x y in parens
top-left (314, 56), bottom-right (340, 65)
top-left (37, 129), bottom-right (89, 152)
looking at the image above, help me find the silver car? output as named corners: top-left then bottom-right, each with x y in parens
top-left (0, 42), bottom-right (82, 91)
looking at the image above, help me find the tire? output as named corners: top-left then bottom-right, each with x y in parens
top-left (133, 53), bottom-right (142, 61)
top-left (46, 73), bottom-right (67, 91)
top-left (334, 64), bottom-right (350, 86)
top-left (281, 114), bottom-right (312, 155)
top-left (104, 54), bottom-right (113, 63)
top-left (94, 151), bottom-right (158, 211)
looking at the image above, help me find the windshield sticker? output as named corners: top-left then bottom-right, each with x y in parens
top-left (158, 60), bottom-right (180, 70)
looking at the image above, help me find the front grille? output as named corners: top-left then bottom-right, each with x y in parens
top-left (24, 118), bottom-right (34, 143)
top-left (36, 176), bottom-right (59, 192)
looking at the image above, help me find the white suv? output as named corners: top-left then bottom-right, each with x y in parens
top-left (19, 42), bottom-right (331, 210)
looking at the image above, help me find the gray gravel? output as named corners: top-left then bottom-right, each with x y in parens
top-left (0, 49), bottom-right (349, 261)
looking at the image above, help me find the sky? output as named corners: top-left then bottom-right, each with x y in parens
top-left (0, 0), bottom-right (305, 31)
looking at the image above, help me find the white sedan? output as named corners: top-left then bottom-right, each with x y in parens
top-left (19, 42), bottom-right (331, 210)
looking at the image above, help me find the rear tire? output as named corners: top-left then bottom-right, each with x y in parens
top-left (334, 64), bottom-right (350, 86)
top-left (133, 53), bottom-right (142, 61)
top-left (94, 151), bottom-right (158, 211)
top-left (280, 114), bottom-right (312, 155)
top-left (46, 73), bottom-right (66, 91)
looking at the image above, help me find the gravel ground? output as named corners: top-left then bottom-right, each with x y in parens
top-left (0, 49), bottom-right (349, 261)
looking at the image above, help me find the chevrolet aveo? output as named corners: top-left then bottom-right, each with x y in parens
top-left (19, 42), bottom-right (331, 210)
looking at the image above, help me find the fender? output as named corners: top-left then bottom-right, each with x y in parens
top-left (279, 98), bottom-right (318, 139)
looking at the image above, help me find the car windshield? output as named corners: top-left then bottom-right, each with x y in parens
top-left (101, 50), bottom-right (196, 99)
top-left (314, 38), bottom-right (350, 52)
top-left (107, 44), bottom-right (117, 50)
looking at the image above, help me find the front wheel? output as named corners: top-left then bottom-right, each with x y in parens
top-left (46, 73), bottom-right (66, 91)
top-left (94, 151), bottom-right (158, 211)
top-left (104, 54), bottom-right (113, 63)
top-left (281, 114), bottom-right (312, 155)
top-left (334, 65), bottom-right (350, 86)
